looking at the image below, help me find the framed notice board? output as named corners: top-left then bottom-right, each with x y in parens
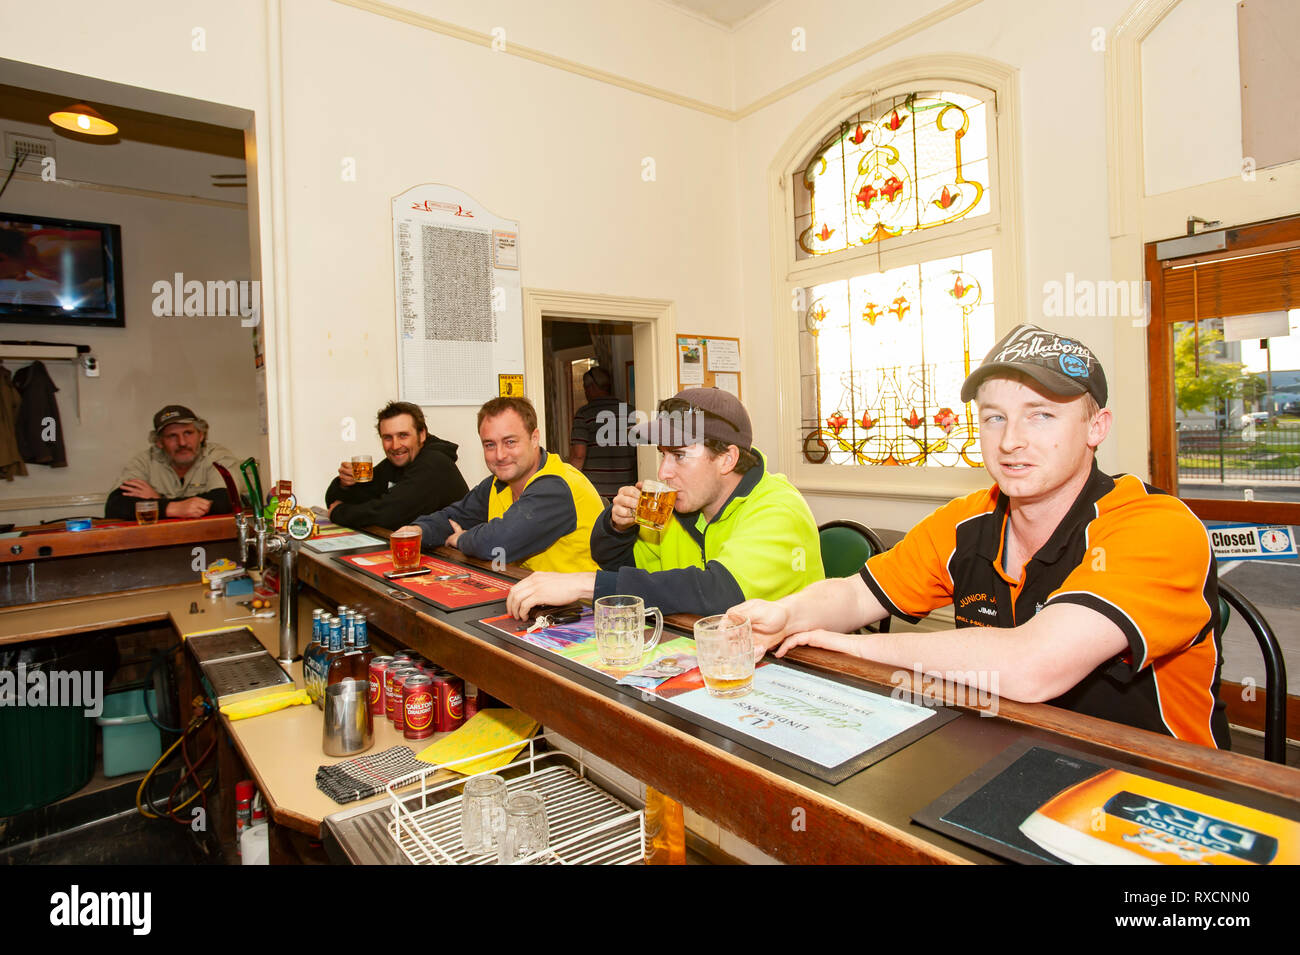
top-left (676, 334), bottom-right (741, 398)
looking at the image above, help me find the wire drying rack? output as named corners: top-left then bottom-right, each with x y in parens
top-left (384, 734), bottom-right (645, 865)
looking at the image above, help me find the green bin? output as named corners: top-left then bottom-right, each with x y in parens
top-left (0, 634), bottom-right (117, 816)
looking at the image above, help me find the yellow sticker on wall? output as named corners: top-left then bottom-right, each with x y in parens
top-left (498, 374), bottom-right (523, 397)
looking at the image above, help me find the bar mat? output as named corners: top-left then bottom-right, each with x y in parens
top-left (317, 746), bottom-right (429, 804)
top-left (472, 617), bottom-right (956, 785)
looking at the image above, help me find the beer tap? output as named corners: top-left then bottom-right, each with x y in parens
top-left (258, 526), bottom-right (301, 667)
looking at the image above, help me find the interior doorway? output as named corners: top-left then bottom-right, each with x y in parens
top-left (522, 289), bottom-right (677, 485)
top-left (540, 319), bottom-right (635, 454)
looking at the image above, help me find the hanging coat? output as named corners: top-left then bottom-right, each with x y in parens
top-left (13, 360), bottom-right (68, 467)
top-left (0, 366), bottom-right (27, 480)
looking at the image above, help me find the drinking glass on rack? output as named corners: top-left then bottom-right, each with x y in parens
top-left (693, 614), bottom-right (754, 699)
top-left (593, 595), bottom-right (663, 668)
top-left (390, 526), bottom-right (422, 573)
top-left (460, 773), bottom-right (507, 856)
top-left (351, 455), bottom-right (374, 483)
top-left (497, 791), bottom-right (549, 864)
top-left (134, 500), bottom-right (159, 525)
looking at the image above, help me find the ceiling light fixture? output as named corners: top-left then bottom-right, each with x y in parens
top-left (49, 103), bottom-right (118, 136)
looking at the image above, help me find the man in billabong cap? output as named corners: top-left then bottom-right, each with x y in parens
top-left (105, 405), bottom-right (242, 520)
top-left (730, 324), bottom-right (1230, 749)
top-left (507, 387), bottom-right (824, 618)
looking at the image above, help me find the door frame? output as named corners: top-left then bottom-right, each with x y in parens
top-left (1146, 215), bottom-right (1300, 525)
top-left (522, 290), bottom-right (676, 479)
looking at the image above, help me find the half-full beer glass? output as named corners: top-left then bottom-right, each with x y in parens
top-left (635, 480), bottom-right (676, 531)
top-left (694, 615), bottom-right (754, 699)
top-left (594, 595), bottom-right (663, 667)
top-left (134, 500), bottom-right (159, 525)
top-left (390, 526), bottom-right (422, 572)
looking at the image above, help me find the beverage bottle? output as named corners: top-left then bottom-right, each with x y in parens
top-left (643, 787), bottom-right (685, 865)
top-left (325, 616), bottom-right (346, 689)
top-left (305, 610), bottom-right (323, 702)
top-left (350, 615), bottom-right (374, 684)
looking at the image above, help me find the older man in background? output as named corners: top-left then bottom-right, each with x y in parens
top-left (105, 405), bottom-right (241, 520)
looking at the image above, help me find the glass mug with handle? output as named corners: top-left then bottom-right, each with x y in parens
top-left (593, 595), bottom-right (663, 668)
top-left (634, 480), bottom-right (676, 531)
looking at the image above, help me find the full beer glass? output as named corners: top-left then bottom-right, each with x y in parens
top-left (635, 480), bottom-right (676, 531)
top-left (351, 455), bottom-right (374, 483)
top-left (390, 526), bottom-right (422, 572)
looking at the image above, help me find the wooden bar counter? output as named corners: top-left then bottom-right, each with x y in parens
top-left (297, 547), bottom-right (1300, 865)
top-left (4, 540), bottom-right (1297, 865)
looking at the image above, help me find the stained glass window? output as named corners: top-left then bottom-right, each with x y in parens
top-left (794, 91), bottom-right (991, 259)
top-left (799, 250), bottom-right (995, 467)
top-left (788, 83), bottom-right (1002, 470)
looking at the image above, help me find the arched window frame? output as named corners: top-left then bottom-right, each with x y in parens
top-left (768, 55), bottom-right (1025, 501)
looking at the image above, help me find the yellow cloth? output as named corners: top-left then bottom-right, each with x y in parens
top-left (415, 709), bottom-right (540, 775)
top-left (220, 688), bottom-right (311, 720)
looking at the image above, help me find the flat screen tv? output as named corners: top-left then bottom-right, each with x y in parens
top-left (0, 212), bottom-right (125, 328)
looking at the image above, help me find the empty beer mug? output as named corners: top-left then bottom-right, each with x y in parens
top-left (593, 595), bottom-right (663, 668)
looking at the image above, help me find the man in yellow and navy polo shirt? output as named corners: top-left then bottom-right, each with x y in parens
top-left (731, 324), bottom-right (1229, 749)
top-left (402, 397), bottom-right (602, 573)
top-left (507, 387), bottom-right (824, 618)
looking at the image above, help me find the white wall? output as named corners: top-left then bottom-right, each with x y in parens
top-left (275, 0), bottom-right (741, 498)
top-left (1142, 0), bottom-right (1243, 197)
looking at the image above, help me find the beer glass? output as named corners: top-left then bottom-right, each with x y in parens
top-left (694, 614), bottom-right (754, 699)
top-left (134, 500), bottom-right (159, 525)
top-left (497, 791), bottom-right (549, 864)
top-left (635, 479), bottom-right (676, 531)
top-left (351, 454), bottom-right (374, 483)
top-left (460, 773), bottom-right (507, 856)
top-left (593, 595), bottom-right (663, 668)
top-left (390, 526), bottom-right (422, 572)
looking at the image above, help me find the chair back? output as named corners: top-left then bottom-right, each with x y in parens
top-left (1219, 581), bottom-right (1289, 764)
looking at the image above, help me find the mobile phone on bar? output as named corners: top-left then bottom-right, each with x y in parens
top-left (383, 568), bottom-right (433, 580)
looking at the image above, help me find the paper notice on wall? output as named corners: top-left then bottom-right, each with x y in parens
top-left (706, 339), bottom-right (740, 372)
top-left (679, 339), bottom-right (704, 385)
top-left (714, 373), bottom-right (739, 397)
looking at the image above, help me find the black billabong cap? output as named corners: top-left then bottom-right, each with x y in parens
top-left (960, 324), bottom-right (1108, 406)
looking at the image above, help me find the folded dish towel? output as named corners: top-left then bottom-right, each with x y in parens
top-left (316, 745), bottom-right (431, 804)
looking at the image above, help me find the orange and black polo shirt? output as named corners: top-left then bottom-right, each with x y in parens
top-left (860, 463), bottom-right (1230, 748)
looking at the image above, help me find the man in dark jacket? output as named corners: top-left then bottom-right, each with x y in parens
top-left (325, 401), bottom-right (468, 531)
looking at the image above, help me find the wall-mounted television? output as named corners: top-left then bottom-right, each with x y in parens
top-left (0, 212), bottom-right (125, 328)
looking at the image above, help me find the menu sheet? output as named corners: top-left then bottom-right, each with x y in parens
top-left (338, 552), bottom-right (511, 612)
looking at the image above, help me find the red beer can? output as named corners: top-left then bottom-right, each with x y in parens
top-left (463, 681), bottom-right (479, 721)
top-left (389, 666), bottom-right (421, 730)
top-left (369, 656), bottom-right (393, 716)
top-left (432, 672), bottom-right (466, 733)
top-left (402, 675), bottom-right (436, 740)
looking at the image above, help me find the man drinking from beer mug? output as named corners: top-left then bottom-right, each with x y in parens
top-left (506, 387), bottom-right (824, 619)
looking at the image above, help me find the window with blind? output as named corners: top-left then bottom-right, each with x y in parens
top-left (1147, 217), bottom-right (1300, 517)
